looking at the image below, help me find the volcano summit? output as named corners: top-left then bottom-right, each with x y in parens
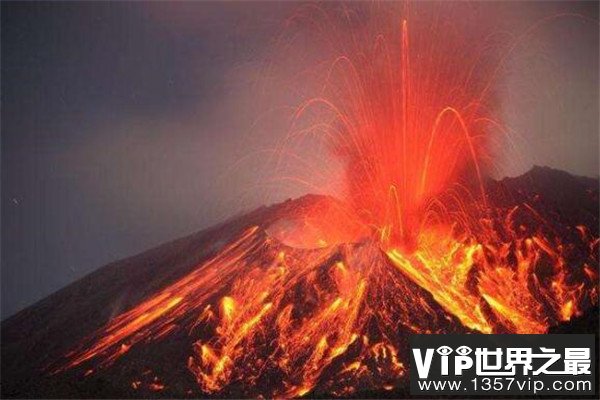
top-left (1, 167), bottom-right (598, 399)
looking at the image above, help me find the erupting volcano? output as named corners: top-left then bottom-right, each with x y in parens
top-left (1, 3), bottom-right (598, 399)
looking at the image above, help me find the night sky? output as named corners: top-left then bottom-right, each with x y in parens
top-left (2, 1), bottom-right (598, 318)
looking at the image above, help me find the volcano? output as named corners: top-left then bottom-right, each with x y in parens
top-left (1, 166), bottom-right (598, 399)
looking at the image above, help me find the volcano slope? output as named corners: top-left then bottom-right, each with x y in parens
top-left (1, 166), bottom-right (598, 399)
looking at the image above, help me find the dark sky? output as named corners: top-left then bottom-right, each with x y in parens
top-left (2, 1), bottom-right (598, 318)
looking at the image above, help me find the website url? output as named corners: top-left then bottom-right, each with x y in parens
top-left (417, 377), bottom-right (592, 394)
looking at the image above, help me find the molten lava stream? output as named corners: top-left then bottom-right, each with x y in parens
top-left (385, 202), bottom-right (598, 335)
top-left (53, 204), bottom-right (597, 397)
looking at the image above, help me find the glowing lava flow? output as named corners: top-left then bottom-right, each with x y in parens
top-left (385, 210), bottom-right (598, 335)
top-left (53, 224), bottom-right (468, 397)
top-left (51, 201), bottom-right (598, 397)
top-left (52, 4), bottom-right (598, 398)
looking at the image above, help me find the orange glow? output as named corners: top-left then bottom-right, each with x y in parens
top-left (51, 4), bottom-right (598, 398)
top-left (52, 211), bottom-right (597, 396)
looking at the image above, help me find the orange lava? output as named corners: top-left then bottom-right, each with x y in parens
top-left (52, 3), bottom-right (598, 398)
top-left (52, 210), bottom-right (597, 396)
top-left (279, 3), bottom-right (498, 250)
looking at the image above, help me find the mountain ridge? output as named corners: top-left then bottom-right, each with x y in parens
top-left (1, 166), bottom-right (598, 398)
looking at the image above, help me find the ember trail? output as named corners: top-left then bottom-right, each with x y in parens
top-left (51, 4), bottom-right (598, 398)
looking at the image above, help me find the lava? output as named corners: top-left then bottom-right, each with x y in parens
top-left (50, 3), bottom-right (598, 398)
top-left (277, 2), bottom-right (499, 250)
top-left (50, 202), bottom-right (598, 396)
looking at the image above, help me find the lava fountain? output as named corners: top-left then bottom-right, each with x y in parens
top-left (50, 3), bottom-right (598, 398)
top-left (274, 2), bottom-right (500, 250)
